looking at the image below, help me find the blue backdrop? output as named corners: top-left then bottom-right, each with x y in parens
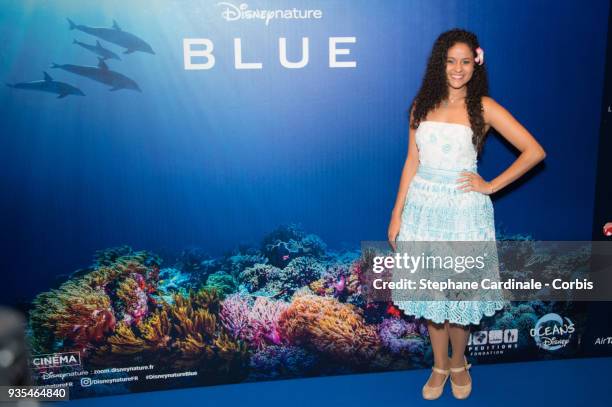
top-left (2, 0), bottom-right (608, 305)
top-left (0, 0), bottom-right (610, 398)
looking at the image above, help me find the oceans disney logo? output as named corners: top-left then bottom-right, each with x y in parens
top-left (530, 313), bottom-right (575, 351)
top-left (216, 2), bottom-right (323, 26)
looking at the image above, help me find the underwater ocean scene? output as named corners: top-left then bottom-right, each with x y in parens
top-left (23, 224), bottom-right (589, 398)
top-left (1, 0), bottom-right (608, 399)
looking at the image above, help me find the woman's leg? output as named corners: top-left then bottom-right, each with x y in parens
top-left (448, 322), bottom-right (471, 385)
top-left (426, 319), bottom-right (450, 386)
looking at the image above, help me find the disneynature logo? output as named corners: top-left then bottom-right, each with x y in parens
top-left (217, 2), bottom-right (323, 25)
top-left (530, 313), bottom-right (575, 351)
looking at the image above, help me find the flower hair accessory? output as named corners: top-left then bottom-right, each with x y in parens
top-left (474, 47), bottom-right (484, 65)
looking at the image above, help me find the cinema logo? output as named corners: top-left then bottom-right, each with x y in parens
top-left (217, 2), bottom-right (323, 26)
top-left (530, 313), bottom-right (575, 351)
top-left (31, 352), bottom-right (81, 370)
top-left (467, 329), bottom-right (518, 356)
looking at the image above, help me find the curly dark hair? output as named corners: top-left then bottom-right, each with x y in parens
top-left (409, 28), bottom-right (490, 154)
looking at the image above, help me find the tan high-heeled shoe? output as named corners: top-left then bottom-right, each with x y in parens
top-left (449, 356), bottom-right (472, 399)
top-left (422, 366), bottom-right (450, 400)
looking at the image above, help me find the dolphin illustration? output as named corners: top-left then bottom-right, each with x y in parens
top-left (6, 71), bottom-right (85, 99)
top-left (73, 39), bottom-right (121, 61)
top-left (67, 18), bottom-right (155, 55)
top-left (51, 58), bottom-right (141, 92)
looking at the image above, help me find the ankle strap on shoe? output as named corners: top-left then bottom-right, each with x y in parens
top-left (432, 366), bottom-right (450, 375)
top-left (449, 362), bottom-right (472, 373)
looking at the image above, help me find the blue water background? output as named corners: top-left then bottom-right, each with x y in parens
top-left (0, 0), bottom-right (608, 304)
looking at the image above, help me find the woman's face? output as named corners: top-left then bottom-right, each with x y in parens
top-left (445, 42), bottom-right (475, 89)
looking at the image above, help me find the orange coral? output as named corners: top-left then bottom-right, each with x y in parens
top-left (29, 282), bottom-right (113, 353)
top-left (29, 251), bottom-right (246, 379)
top-left (307, 261), bottom-right (364, 298)
top-left (29, 250), bottom-right (160, 356)
top-left (82, 256), bottom-right (151, 288)
top-left (91, 289), bottom-right (248, 375)
top-left (307, 279), bottom-right (331, 296)
top-left (278, 293), bottom-right (380, 363)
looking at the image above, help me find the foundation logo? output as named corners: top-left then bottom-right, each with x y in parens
top-left (217, 2), bottom-right (323, 25)
top-left (530, 313), bottom-right (575, 351)
top-left (467, 329), bottom-right (518, 356)
top-left (31, 352), bottom-right (81, 369)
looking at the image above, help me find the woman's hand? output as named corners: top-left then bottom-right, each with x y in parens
top-left (456, 171), bottom-right (494, 195)
top-left (388, 213), bottom-right (402, 252)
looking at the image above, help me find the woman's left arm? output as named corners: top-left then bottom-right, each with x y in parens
top-left (457, 96), bottom-right (547, 194)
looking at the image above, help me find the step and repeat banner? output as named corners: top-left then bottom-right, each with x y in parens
top-left (1, 0), bottom-right (610, 399)
top-left (584, 0), bottom-right (612, 358)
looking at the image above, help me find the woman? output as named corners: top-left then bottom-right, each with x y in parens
top-left (387, 29), bottom-right (546, 400)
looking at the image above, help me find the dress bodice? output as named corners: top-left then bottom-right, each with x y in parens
top-left (416, 121), bottom-right (477, 170)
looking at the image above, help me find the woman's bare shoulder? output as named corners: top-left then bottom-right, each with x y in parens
top-left (481, 96), bottom-right (495, 114)
top-left (481, 96), bottom-right (499, 132)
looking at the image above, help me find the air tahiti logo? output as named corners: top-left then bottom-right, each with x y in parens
top-left (530, 313), bottom-right (575, 351)
top-left (217, 2), bottom-right (323, 25)
top-left (31, 352), bottom-right (81, 369)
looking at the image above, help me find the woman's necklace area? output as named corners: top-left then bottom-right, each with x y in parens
top-left (442, 95), bottom-right (466, 107)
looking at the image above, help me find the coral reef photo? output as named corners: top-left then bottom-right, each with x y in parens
top-left (24, 224), bottom-right (584, 398)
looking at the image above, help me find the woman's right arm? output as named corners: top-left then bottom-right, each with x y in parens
top-left (388, 105), bottom-right (420, 248)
